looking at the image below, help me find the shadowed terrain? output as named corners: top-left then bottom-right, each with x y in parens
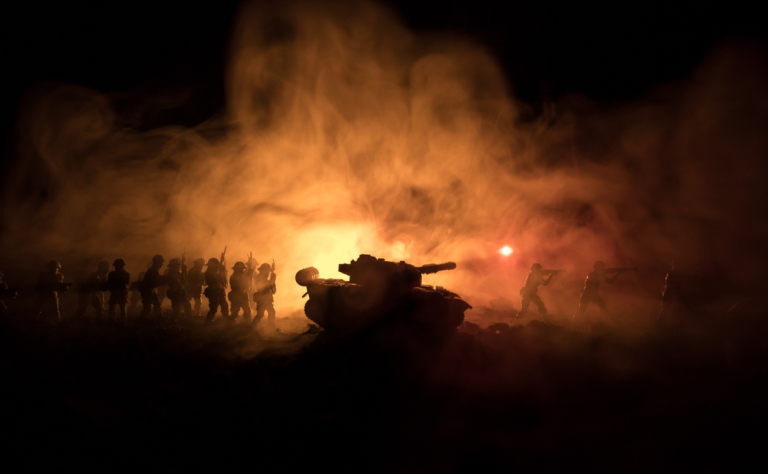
top-left (2, 304), bottom-right (767, 472)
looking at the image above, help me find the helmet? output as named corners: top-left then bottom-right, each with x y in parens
top-left (152, 255), bottom-right (165, 264)
top-left (194, 258), bottom-right (205, 265)
top-left (98, 261), bottom-right (110, 271)
top-left (530, 263), bottom-right (542, 270)
top-left (168, 258), bottom-right (181, 268)
top-left (113, 258), bottom-right (126, 267)
top-left (593, 261), bottom-right (606, 270)
top-left (47, 260), bottom-right (62, 270)
top-left (232, 262), bottom-right (246, 271)
top-left (206, 258), bottom-right (220, 267)
top-left (259, 263), bottom-right (272, 272)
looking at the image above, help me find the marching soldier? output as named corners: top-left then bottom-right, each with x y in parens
top-left (139, 255), bottom-right (165, 319)
top-left (72, 261), bottom-right (110, 321)
top-left (35, 261), bottom-right (70, 322)
top-left (107, 259), bottom-right (131, 325)
top-left (187, 258), bottom-right (206, 317)
top-left (229, 261), bottom-right (253, 321)
top-left (165, 258), bottom-right (192, 321)
top-left (252, 261), bottom-right (276, 328)
top-left (204, 257), bottom-right (229, 323)
top-left (574, 261), bottom-right (635, 318)
top-left (518, 263), bottom-right (561, 317)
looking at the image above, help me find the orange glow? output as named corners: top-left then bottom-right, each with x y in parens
top-left (500, 246), bottom-right (512, 256)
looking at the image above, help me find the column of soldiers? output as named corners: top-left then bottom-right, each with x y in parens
top-left (2, 253), bottom-right (278, 326)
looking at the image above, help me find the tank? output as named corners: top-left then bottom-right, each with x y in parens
top-left (295, 254), bottom-right (471, 337)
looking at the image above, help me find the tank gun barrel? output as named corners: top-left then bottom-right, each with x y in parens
top-left (418, 262), bottom-right (456, 274)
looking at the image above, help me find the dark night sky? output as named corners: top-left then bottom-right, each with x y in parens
top-left (2, 0), bottom-right (766, 164)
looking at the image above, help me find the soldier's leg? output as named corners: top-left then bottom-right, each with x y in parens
top-left (108, 302), bottom-right (116, 323)
top-left (573, 293), bottom-right (591, 318)
top-left (182, 295), bottom-right (193, 319)
top-left (531, 293), bottom-right (547, 316)
top-left (140, 291), bottom-right (152, 318)
top-left (219, 290), bottom-right (229, 318)
top-left (518, 294), bottom-right (531, 318)
top-left (52, 295), bottom-right (61, 323)
top-left (152, 292), bottom-right (162, 317)
top-left (119, 302), bottom-right (127, 325)
top-left (73, 293), bottom-right (90, 319)
top-left (242, 303), bottom-right (252, 322)
top-left (252, 302), bottom-right (264, 325)
top-left (593, 294), bottom-right (608, 315)
top-left (266, 304), bottom-right (276, 327)
top-left (91, 293), bottom-right (104, 320)
top-left (170, 296), bottom-right (181, 321)
top-left (192, 294), bottom-right (202, 317)
top-left (205, 294), bottom-right (218, 323)
top-left (230, 297), bottom-right (240, 319)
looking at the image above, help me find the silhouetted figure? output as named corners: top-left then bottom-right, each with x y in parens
top-left (253, 262), bottom-right (276, 328)
top-left (129, 262), bottom-right (151, 315)
top-left (35, 261), bottom-right (70, 322)
top-left (107, 259), bottom-right (131, 325)
top-left (229, 261), bottom-right (253, 321)
top-left (139, 255), bottom-right (165, 319)
top-left (187, 258), bottom-right (206, 317)
top-left (574, 261), bottom-right (634, 318)
top-left (204, 257), bottom-right (228, 323)
top-left (165, 258), bottom-right (192, 321)
top-left (245, 253), bottom-right (258, 313)
top-left (157, 267), bottom-right (170, 308)
top-left (658, 262), bottom-right (690, 320)
top-left (72, 261), bottom-right (110, 321)
top-left (518, 263), bottom-right (561, 317)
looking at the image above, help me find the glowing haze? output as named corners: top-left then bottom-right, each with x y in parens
top-left (2, 0), bottom-right (767, 317)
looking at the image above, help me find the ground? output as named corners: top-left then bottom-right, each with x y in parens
top-left (1, 305), bottom-right (767, 472)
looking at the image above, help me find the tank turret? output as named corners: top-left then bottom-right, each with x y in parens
top-left (296, 254), bottom-right (471, 337)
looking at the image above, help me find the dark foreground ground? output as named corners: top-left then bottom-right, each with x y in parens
top-left (2, 306), bottom-right (767, 472)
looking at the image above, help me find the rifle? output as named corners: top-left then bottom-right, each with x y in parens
top-left (542, 269), bottom-right (565, 275)
top-left (271, 259), bottom-right (276, 273)
top-left (221, 245), bottom-right (228, 288)
top-left (181, 248), bottom-right (188, 288)
top-left (606, 267), bottom-right (638, 273)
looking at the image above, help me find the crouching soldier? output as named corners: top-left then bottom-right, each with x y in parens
top-left (165, 258), bottom-right (192, 322)
top-left (107, 259), bottom-right (130, 325)
top-left (229, 262), bottom-right (252, 322)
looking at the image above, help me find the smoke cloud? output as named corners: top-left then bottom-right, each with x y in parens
top-left (2, 0), bottom-right (767, 318)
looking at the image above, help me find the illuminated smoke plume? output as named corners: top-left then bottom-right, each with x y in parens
top-left (2, 1), bottom-right (767, 317)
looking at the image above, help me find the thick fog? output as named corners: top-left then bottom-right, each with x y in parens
top-left (2, 0), bottom-right (767, 318)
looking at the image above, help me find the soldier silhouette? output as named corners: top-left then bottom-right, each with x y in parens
top-left (187, 258), bottom-right (206, 317)
top-left (203, 257), bottom-right (229, 323)
top-left (518, 263), bottom-right (558, 317)
top-left (165, 258), bottom-right (192, 321)
top-left (574, 261), bottom-right (630, 318)
top-left (72, 261), bottom-right (110, 321)
top-left (129, 262), bottom-right (151, 315)
top-left (107, 259), bottom-right (131, 325)
top-left (139, 255), bottom-right (165, 319)
top-left (229, 261), bottom-right (253, 322)
top-left (252, 262), bottom-right (277, 328)
top-left (35, 261), bottom-right (69, 322)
